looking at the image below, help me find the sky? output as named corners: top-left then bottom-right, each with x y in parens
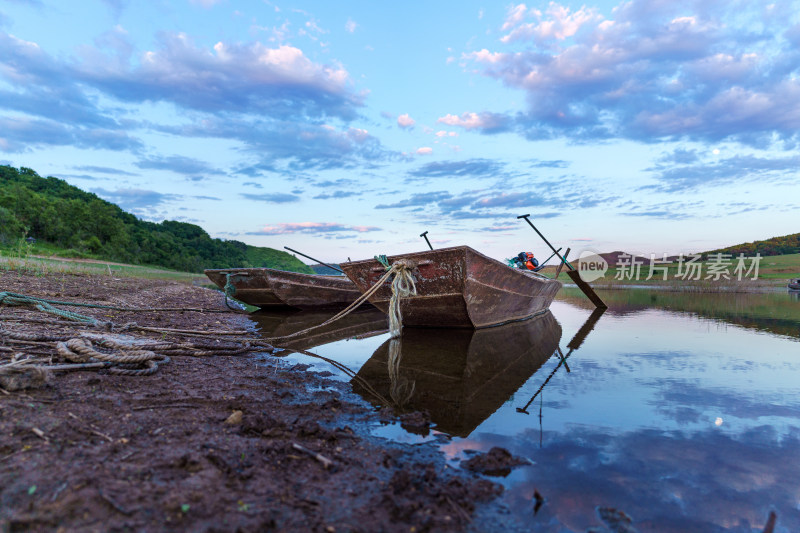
top-left (1, 0), bottom-right (799, 263)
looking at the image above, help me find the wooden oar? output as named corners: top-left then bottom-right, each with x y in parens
top-left (283, 246), bottom-right (344, 274)
top-left (517, 214), bottom-right (607, 309)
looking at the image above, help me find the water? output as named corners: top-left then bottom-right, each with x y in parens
top-left (251, 289), bottom-right (800, 532)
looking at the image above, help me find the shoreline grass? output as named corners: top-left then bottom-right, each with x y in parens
top-left (538, 252), bottom-right (799, 292)
top-left (0, 253), bottom-right (206, 284)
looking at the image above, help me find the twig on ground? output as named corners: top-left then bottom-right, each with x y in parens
top-left (292, 442), bottom-right (334, 469)
top-left (132, 403), bottom-right (198, 411)
top-left (51, 481), bottom-right (68, 502)
top-left (67, 412), bottom-right (114, 442)
top-left (445, 495), bottom-right (472, 523)
top-left (98, 488), bottom-right (133, 516)
top-left (31, 427), bottom-right (49, 442)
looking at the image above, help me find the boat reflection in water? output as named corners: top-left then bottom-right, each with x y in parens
top-left (249, 307), bottom-right (388, 354)
top-left (352, 311), bottom-right (563, 438)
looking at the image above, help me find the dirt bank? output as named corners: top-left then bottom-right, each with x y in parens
top-left (0, 269), bottom-right (504, 532)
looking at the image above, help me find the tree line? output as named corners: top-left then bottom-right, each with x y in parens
top-left (0, 165), bottom-right (312, 274)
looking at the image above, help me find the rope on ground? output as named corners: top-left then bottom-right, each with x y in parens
top-left (0, 321), bottom-right (274, 387)
top-left (0, 292), bottom-right (98, 324)
top-left (0, 258), bottom-right (418, 389)
top-left (0, 290), bottom-right (242, 321)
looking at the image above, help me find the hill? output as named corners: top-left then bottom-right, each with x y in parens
top-left (0, 165), bottom-right (313, 274)
top-left (705, 233), bottom-right (800, 257)
top-left (310, 263), bottom-right (344, 275)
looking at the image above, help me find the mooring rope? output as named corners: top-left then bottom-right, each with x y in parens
top-left (264, 258), bottom-right (416, 343)
top-left (385, 259), bottom-right (417, 338)
top-left (222, 272), bottom-right (252, 311)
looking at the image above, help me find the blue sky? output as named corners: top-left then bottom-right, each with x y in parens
top-left (1, 0), bottom-right (798, 262)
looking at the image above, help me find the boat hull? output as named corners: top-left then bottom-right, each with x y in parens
top-left (204, 268), bottom-right (364, 309)
top-left (340, 246), bottom-right (562, 328)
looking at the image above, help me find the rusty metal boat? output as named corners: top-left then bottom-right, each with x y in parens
top-left (340, 245), bottom-right (562, 328)
top-left (203, 268), bottom-right (364, 309)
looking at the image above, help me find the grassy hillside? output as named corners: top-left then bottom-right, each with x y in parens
top-left (0, 165), bottom-right (313, 274)
top-left (706, 232), bottom-right (800, 257)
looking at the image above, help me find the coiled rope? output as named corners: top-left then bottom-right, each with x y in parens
top-left (0, 321), bottom-right (264, 379)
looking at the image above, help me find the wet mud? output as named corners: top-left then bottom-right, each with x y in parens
top-left (0, 270), bottom-right (507, 532)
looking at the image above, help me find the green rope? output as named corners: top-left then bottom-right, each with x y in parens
top-left (0, 292), bottom-right (98, 324)
top-left (374, 255), bottom-right (390, 270)
top-left (222, 272), bottom-right (252, 311)
top-left (223, 273), bottom-right (237, 297)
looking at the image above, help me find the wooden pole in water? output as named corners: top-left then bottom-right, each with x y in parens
top-left (554, 248), bottom-right (570, 279)
top-left (516, 214), bottom-right (607, 309)
top-left (283, 246), bottom-right (344, 274)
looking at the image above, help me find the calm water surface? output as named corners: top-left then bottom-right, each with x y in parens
top-left (252, 289), bottom-right (800, 532)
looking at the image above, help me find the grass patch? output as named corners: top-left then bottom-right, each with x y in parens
top-left (0, 252), bottom-right (206, 284)
top-left (540, 252), bottom-right (800, 289)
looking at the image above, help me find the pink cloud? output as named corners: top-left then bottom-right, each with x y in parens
top-left (251, 222), bottom-right (380, 235)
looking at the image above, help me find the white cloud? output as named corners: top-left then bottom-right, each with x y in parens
top-left (397, 113), bottom-right (416, 128)
top-left (416, 146), bottom-right (433, 155)
top-left (464, 49), bottom-right (506, 63)
top-left (501, 3), bottom-right (601, 43)
top-left (462, 0), bottom-right (800, 144)
top-left (501, 4), bottom-right (533, 31)
top-left (345, 18), bottom-right (357, 33)
top-left (436, 112), bottom-right (508, 132)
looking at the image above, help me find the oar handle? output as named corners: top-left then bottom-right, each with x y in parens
top-left (419, 231), bottom-right (433, 250)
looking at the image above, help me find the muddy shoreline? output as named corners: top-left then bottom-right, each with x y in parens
top-left (0, 270), bottom-right (510, 532)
